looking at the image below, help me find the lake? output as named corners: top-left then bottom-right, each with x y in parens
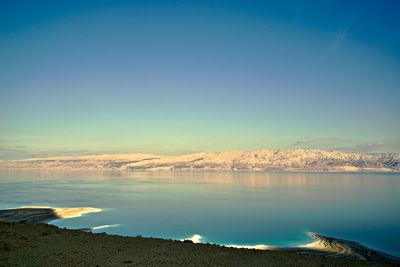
top-left (0, 169), bottom-right (399, 256)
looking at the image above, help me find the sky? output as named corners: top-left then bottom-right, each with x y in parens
top-left (0, 0), bottom-right (399, 159)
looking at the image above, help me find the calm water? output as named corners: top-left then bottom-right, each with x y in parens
top-left (0, 170), bottom-right (399, 256)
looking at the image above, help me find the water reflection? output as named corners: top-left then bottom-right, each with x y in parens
top-left (0, 169), bottom-right (399, 256)
top-left (0, 169), bottom-right (397, 189)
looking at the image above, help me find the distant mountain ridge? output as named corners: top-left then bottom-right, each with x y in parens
top-left (1, 149), bottom-right (399, 172)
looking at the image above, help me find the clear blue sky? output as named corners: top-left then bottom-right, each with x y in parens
top-left (0, 0), bottom-right (399, 159)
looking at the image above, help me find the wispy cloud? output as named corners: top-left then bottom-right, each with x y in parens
top-left (294, 139), bottom-right (312, 145)
top-left (335, 141), bottom-right (389, 153)
top-left (327, 15), bottom-right (354, 54)
top-left (0, 146), bottom-right (93, 160)
top-left (329, 25), bottom-right (349, 53)
top-left (292, 138), bottom-right (393, 153)
top-left (359, 141), bottom-right (384, 148)
top-left (353, 141), bottom-right (385, 152)
top-left (293, 137), bottom-right (349, 149)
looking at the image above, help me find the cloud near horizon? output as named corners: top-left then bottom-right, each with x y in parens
top-left (292, 138), bottom-right (392, 154)
top-left (0, 139), bottom-right (397, 161)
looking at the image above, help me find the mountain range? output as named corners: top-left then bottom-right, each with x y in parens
top-left (0, 149), bottom-right (399, 172)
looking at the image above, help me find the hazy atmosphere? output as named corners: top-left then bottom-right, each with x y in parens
top-left (1, 0), bottom-right (399, 159)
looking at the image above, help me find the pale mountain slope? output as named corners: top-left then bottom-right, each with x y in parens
top-left (0, 149), bottom-right (399, 172)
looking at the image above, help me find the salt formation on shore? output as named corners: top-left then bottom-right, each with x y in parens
top-left (0, 206), bottom-right (101, 223)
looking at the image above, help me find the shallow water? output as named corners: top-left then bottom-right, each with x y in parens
top-left (0, 169), bottom-right (399, 256)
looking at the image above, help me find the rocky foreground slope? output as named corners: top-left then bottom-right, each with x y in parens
top-left (3, 222), bottom-right (396, 267)
top-left (1, 208), bottom-right (399, 266)
top-left (0, 149), bottom-right (399, 172)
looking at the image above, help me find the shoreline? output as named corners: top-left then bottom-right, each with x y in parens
top-left (1, 167), bottom-right (400, 175)
top-left (1, 222), bottom-right (398, 267)
top-left (0, 206), bottom-right (101, 224)
top-left (1, 166), bottom-right (399, 173)
top-left (1, 207), bottom-right (399, 266)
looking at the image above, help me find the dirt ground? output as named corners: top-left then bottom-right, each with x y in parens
top-left (0, 222), bottom-right (395, 267)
